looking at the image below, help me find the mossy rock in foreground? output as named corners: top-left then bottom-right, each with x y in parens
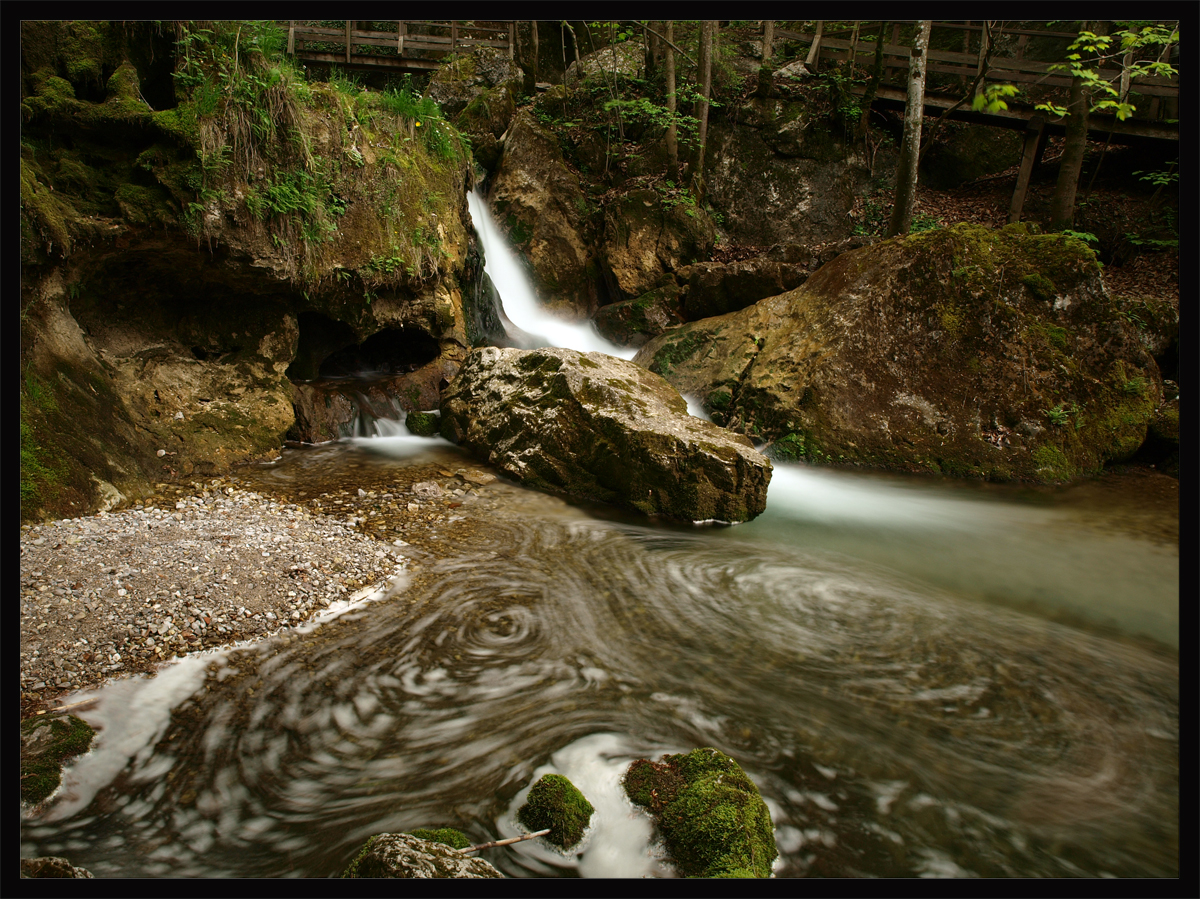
top-left (516, 773), bottom-right (595, 850)
top-left (623, 747), bottom-right (777, 878)
top-left (21, 715), bottom-right (96, 805)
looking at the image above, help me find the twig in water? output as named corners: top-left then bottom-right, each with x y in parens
top-left (459, 829), bottom-right (551, 853)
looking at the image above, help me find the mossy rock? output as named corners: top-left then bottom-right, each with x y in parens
top-left (21, 715), bottom-right (96, 806)
top-left (623, 747), bottom-right (777, 878)
top-left (516, 773), bottom-right (595, 850)
top-left (405, 827), bottom-right (470, 850)
top-left (405, 410), bottom-right (441, 437)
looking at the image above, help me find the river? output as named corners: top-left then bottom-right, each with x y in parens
top-left (20, 196), bottom-right (1178, 878)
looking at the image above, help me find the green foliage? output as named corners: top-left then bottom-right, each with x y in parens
top-left (971, 82), bottom-right (1020, 113)
top-left (1060, 229), bottom-right (1099, 245)
top-left (1121, 376), bottom-right (1147, 397)
top-left (517, 773), bottom-right (595, 850)
top-left (1045, 402), bottom-right (1083, 428)
top-left (405, 828), bottom-right (470, 849)
top-left (603, 96), bottom-right (701, 148)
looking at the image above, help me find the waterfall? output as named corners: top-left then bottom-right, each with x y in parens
top-left (466, 191), bottom-right (637, 360)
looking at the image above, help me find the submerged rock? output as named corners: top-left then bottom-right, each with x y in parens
top-left (623, 747), bottom-right (777, 878)
top-left (21, 714), bottom-right (95, 807)
top-left (20, 856), bottom-right (95, 878)
top-left (440, 346), bottom-right (772, 522)
top-left (517, 773), bottom-right (595, 850)
top-left (342, 833), bottom-right (502, 878)
top-left (636, 223), bottom-right (1162, 483)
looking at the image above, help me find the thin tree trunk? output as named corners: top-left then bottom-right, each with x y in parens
top-left (757, 20), bottom-right (774, 97)
top-left (1050, 21), bottom-right (1102, 230)
top-left (531, 21), bottom-right (539, 83)
top-left (665, 21), bottom-right (678, 181)
top-left (887, 20), bottom-right (932, 238)
top-left (692, 20), bottom-right (715, 195)
top-left (856, 21), bottom-right (887, 142)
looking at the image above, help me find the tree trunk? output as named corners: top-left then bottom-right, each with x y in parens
top-left (1050, 21), bottom-right (1104, 230)
top-left (531, 21), bottom-right (539, 83)
top-left (886, 20), bottom-right (932, 238)
top-left (665, 21), bottom-right (678, 181)
top-left (692, 20), bottom-right (715, 195)
top-left (756, 20), bottom-right (774, 97)
top-left (856, 21), bottom-right (887, 142)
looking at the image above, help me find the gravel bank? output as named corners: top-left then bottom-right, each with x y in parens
top-left (20, 463), bottom-right (504, 719)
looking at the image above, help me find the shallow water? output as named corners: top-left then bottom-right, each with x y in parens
top-left (22, 438), bottom-right (1178, 878)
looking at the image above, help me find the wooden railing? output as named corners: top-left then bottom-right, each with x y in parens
top-left (287, 21), bottom-right (513, 71)
top-left (775, 22), bottom-right (1179, 120)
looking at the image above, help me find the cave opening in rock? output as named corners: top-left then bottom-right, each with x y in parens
top-left (310, 325), bottom-right (441, 380)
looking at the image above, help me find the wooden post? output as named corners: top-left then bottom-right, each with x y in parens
top-left (288, 21), bottom-right (295, 55)
top-left (345, 21), bottom-right (351, 65)
top-left (1008, 115), bottom-right (1046, 223)
top-left (398, 21), bottom-right (405, 56)
top-left (451, 21), bottom-right (458, 56)
top-left (805, 21), bottom-right (824, 72)
top-left (975, 21), bottom-right (992, 104)
top-left (509, 22), bottom-right (516, 59)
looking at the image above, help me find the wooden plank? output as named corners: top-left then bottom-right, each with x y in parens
top-left (294, 51), bottom-right (442, 71)
top-left (1008, 115), bottom-right (1045, 223)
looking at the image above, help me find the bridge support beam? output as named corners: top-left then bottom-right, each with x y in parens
top-left (1008, 115), bottom-right (1046, 224)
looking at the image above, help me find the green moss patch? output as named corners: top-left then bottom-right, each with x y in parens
top-left (517, 773), bottom-right (595, 850)
top-left (21, 715), bottom-right (96, 805)
top-left (406, 827), bottom-right (470, 850)
top-left (404, 410), bottom-right (441, 437)
top-left (623, 747), bottom-right (777, 878)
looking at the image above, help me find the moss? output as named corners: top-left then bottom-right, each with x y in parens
top-left (341, 834), bottom-right (380, 878)
top-left (623, 748), bottom-right (776, 878)
top-left (21, 715), bottom-right (96, 805)
top-left (406, 827), bottom-right (470, 850)
top-left (1032, 444), bottom-right (1076, 482)
top-left (516, 773), bottom-right (595, 850)
top-left (1021, 272), bottom-right (1057, 301)
top-left (405, 410), bottom-right (441, 437)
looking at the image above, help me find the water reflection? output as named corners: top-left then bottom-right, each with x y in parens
top-left (22, 450), bottom-right (1178, 878)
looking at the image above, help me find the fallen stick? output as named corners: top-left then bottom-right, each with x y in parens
top-left (460, 829), bottom-right (551, 853)
top-left (38, 698), bottom-right (99, 716)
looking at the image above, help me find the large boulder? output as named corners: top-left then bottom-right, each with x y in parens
top-left (678, 258), bottom-right (809, 320)
top-left (635, 223), bottom-right (1162, 483)
top-left (488, 110), bottom-right (600, 318)
top-left (592, 280), bottom-right (685, 348)
top-left (602, 188), bottom-right (715, 299)
top-left (342, 833), bottom-right (502, 878)
top-left (440, 346), bottom-right (772, 521)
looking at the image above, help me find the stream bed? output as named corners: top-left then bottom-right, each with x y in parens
top-left (21, 435), bottom-right (1179, 878)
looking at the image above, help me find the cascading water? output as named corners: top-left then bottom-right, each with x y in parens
top-left (21, 195), bottom-right (1178, 878)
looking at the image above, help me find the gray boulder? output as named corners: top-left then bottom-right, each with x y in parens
top-left (343, 833), bottom-right (503, 878)
top-left (440, 346), bottom-right (771, 521)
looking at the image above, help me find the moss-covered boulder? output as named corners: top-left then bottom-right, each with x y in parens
top-left (405, 827), bottom-right (471, 850)
top-left (343, 833), bottom-right (501, 878)
top-left (516, 773), bottom-right (595, 850)
top-left (635, 223), bottom-right (1163, 484)
top-left (21, 715), bottom-right (95, 806)
top-left (592, 280), bottom-right (685, 348)
top-left (624, 748), bottom-right (777, 878)
top-left (440, 346), bottom-right (772, 522)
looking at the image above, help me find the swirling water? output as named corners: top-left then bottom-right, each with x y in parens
top-left (22, 441), bottom-right (1178, 878)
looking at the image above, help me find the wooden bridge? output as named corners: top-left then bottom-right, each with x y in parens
top-left (286, 21), bottom-right (513, 72)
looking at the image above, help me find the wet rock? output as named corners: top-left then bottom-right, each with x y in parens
top-left (678, 258), bottom-right (809, 320)
top-left (488, 110), bottom-right (600, 317)
top-left (517, 773), bottom-right (595, 850)
top-left (21, 715), bottom-right (95, 806)
top-left (21, 856), bottom-right (95, 878)
top-left (440, 346), bottom-right (771, 522)
top-left (623, 747), bottom-right (777, 878)
top-left (342, 833), bottom-right (503, 878)
top-left (635, 223), bottom-right (1162, 483)
top-left (592, 281), bottom-right (685, 348)
top-left (601, 188), bottom-right (715, 300)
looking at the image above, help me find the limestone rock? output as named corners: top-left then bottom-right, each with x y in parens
top-left (602, 188), bottom-right (715, 300)
top-left (21, 856), bottom-right (95, 878)
top-left (488, 110), bottom-right (600, 318)
top-left (440, 346), bottom-right (771, 522)
top-left (343, 833), bottom-right (502, 879)
top-left (592, 281), bottom-right (685, 348)
top-left (565, 41), bottom-right (644, 83)
top-left (635, 223), bottom-right (1162, 483)
top-left (679, 258), bottom-right (809, 321)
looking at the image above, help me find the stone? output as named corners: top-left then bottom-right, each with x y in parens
top-left (440, 346), bottom-right (771, 522)
top-left (21, 856), bottom-right (95, 878)
top-left (342, 833), bottom-right (503, 878)
top-left (488, 110), bottom-right (600, 318)
top-left (635, 223), bottom-right (1162, 483)
top-left (678, 258), bottom-right (809, 321)
top-left (592, 281), bottom-right (685, 348)
top-left (21, 714), bottom-right (95, 806)
top-left (517, 773), bottom-right (595, 850)
top-left (623, 747), bottom-right (777, 878)
top-left (602, 189), bottom-right (715, 300)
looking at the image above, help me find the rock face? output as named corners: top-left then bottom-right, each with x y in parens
top-left (488, 110), bottom-right (600, 318)
top-left (635, 223), bottom-right (1162, 483)
top-left (602, 188), bottom-right (715, 299)
top-left (343, 833), bottom-right (503, 879)
top-left (428, 48), bottom-right (526, 171)
top-left (440, 346), bottom-right (772, 521)
top-left (21, 857), bottom-right (95, 879)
